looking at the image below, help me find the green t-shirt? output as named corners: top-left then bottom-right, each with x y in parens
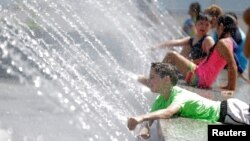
top-left (150, 86), bottom-right (221, 123)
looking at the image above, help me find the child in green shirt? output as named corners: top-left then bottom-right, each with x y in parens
top-left (127, 62), bottom-right (250, 139)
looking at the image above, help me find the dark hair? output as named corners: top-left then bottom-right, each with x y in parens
top-left (206, 14), bottom-right (237, 61)
top-left (226, 12), bottom-right (237, 20)
top-left (189, 2), bottom-right (201, 15)
top-left (225, 12), bottom-right (242, 44)
top-left (217, 14), bottom-right (237, 39)
top-left (196, 12), bottom-right (212, 23)
top-left (151, 62), bottom-right (178, 86)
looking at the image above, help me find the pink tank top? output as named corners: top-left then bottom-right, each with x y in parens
top-left (195, 38), bottom-right (234, 88)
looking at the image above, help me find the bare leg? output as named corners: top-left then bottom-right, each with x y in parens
top-left (180, 44), bottom-right (191, 59)
top-left (138, 76), bottom-right (150, 88)
top-left (239, 72), bottom-right (250, 84)
top-left (162, 51), bottom-right (196, 77)
top-left (138, 51), bottom-right (196, 87)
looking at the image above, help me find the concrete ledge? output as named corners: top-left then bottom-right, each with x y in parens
top-left (159, 117), bottom-right (221, 141)
top-left (177, 80), bottom-right (227, 101)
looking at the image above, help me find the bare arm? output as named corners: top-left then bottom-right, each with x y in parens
top-left (127, 104), bottom-right (180, 130)
top-left (152, 37), bottom-right (190, 50)
top-left (192, 36), bottom-right (214, 64)
top-left (216, 40), bottom-right (237, 90)
top-left (180, 44), bottom-right (191, 59)
top-left (202, 36), bottom-right (215, 54)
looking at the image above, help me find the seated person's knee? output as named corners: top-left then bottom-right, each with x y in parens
top-left (164, 51), bottom-right (178, 62)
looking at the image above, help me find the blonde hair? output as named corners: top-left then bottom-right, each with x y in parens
top-left (205, 4), bottom-right (223, 17)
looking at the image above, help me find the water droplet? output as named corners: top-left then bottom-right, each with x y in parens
top-left (94, 134), bottom-right (99, 139)
top-left (64, 98), bottom-right (69, 104)
top-left (37, 91), bottom-right (43, 96)
top-left (70, 105), bottom-right (76, 111)
top-left (33, 77), bottom-right (41, 88)
top-left (57, 93), bottom-right (63, 98)
top-left (6, 67), bottom-right (12, 74)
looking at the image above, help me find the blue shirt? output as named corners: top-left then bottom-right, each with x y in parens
top-left (183, 18), bottom-right (195, 36)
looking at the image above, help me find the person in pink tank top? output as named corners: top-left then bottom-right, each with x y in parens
top-left (165, 14), bottom-right (237, 90)
top-left (194, 37), bottom-right (234, 88)
top-left (139, 14), bottom-right (237, 90)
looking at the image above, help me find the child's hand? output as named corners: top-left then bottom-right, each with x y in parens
top-left (219, 84), bottom-right (235, 91)
top-left (127, 117), bottom-right (143, 130)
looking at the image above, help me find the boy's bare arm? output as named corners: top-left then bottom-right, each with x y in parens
top-left (127, 104), bottom-right (180, 130)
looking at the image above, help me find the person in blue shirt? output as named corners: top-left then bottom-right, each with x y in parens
top-left (206, 6), bottom-right (249, 83)
top-left (225, 12), bottom-right (249, 83)
top-left (182, 2), bottom-right (201, 36)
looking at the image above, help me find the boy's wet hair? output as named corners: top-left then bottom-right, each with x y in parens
top-left (196, 12), bottom-right (212, 23)
top-left (151, 62), bottom-right (178, 86)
